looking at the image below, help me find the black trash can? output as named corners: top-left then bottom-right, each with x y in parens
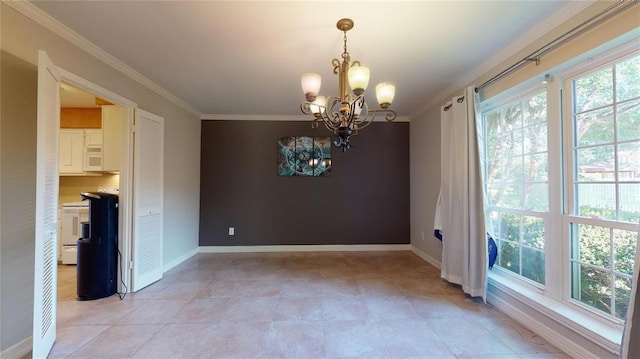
top-left (77, 192), bottom-right (118, 301)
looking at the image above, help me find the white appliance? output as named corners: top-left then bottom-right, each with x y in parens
top-left (60, 201), bottom-right (89, 264)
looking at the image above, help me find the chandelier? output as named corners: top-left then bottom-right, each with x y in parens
top-left (300, 18), bottom-right (397, 152)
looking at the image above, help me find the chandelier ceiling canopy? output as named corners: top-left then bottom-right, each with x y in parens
top-left (300, 18), bottom-right (397, 152)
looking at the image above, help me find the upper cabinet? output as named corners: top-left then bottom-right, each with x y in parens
top-left (101, 105), bottom-right (125, 172)
top-left (59, 129), bottom-right (85, 174)
top-left (58, 105), bottom-right (125, 175)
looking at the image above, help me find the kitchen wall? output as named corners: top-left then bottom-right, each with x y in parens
top-left (200, 120), bottom-right (410, 246)
top-left (59, 174), bottom-right (120, 204)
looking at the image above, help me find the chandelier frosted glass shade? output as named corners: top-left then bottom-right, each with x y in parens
top-left (348, 64), bottom-right (370, 95)
top-left (376, 82), bottom-right (396, 109)
top-left (299, 18), bottom-right (397, 152)
top-left (301, 73), bottom-right (322, 102)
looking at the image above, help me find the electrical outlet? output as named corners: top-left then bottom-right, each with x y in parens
top-left (421, 231), bottom-right (425, 241)
top-left (228, 227), bottom-right (235, 236)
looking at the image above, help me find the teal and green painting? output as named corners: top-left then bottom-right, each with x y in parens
top-left (278, 136), bottom-right (331, 176)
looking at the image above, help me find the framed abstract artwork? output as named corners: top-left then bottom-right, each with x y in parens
top-left (278, 136), bottom-right (331, 176)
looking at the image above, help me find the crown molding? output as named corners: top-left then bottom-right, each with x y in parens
top-left (409, 0), bottom-right (596, 119)
top-left (201, 114), bottom-right (410, 122)
top-left (5, 0), bottom-right (202, 118)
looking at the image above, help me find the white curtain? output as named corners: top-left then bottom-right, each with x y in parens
top-left (621, 222), bottom-right (640, 358)
top-left (436, 86), bottom-right (488, 300)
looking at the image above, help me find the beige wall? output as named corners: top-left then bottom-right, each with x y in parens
top-left (0, 51), bottom-right (38, 353)
top-left (1, 3), bottom-right (201, 353)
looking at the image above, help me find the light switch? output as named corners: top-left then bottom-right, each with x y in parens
top-left (228, 227), bottom-right (235, 236)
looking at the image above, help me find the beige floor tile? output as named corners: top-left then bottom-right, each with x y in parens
top-left (170, 298), bottom-right (231, 323)
top-left (274, 296), bottom-right (323, 321)
top-left (323, 320), bottom-right (388, 358)
top-left (264, 320), bottom-right (325, 358)
top-left (68, 324), bottom-right (162, 358)
top-left (374, 319), bottom-right (454, 357)
top-left (47, 325), bottom-right (109, 358)
top-left (428, 318), bottom-right (515, 356)
top-left (322, 295), bottom-right (370, 321)
top-left (223, 296), bottom-right (279, 322)
top-left (51, 252), bottom-right (570, 359)
top-left (118, 299), bottom-right (189, 324)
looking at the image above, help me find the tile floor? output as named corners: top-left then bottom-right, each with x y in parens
top-left (50, 251), bottom-right (571, 359)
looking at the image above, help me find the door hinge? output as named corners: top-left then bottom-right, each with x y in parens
top-left (129, 260), bottom-right (134, 270)
top-left (131, 125), bottom-right (136, 133)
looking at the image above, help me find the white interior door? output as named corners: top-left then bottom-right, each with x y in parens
top-left (131, 109), bottom-right (164, 292)
top-left (33, 50), bottom-right (60, 359)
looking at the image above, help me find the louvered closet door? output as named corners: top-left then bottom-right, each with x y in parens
top-left (32, 50), bottom-right (60, 359)
top-left (131, 109), bottom-right (164, 292)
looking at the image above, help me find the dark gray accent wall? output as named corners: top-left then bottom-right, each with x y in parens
top-left (199, 120), bottom-right (409, 246)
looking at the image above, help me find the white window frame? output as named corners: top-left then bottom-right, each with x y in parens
top-left (481, 38), bottom-right (640, 351)
top-left (480, 85), bottom-right (553, 290)
top-left (561, 47), bottom-right (640, 323)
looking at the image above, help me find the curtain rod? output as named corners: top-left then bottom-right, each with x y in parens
top-left (475, 0), bottom-right (637, 92)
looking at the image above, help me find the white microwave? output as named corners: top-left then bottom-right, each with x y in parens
top-left (84, 146), bottom-right (103, 171)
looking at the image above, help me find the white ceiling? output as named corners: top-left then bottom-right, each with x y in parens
top-left (33, 1), bottom-right (587, 118)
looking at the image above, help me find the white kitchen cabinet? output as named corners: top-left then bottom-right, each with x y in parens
top-left (84, 129), bottom-right (103, 146)
top-left (59, 128), bottom-right (104, 174)
top-left (59, 129), bottom-right (85, 174)
top-left (83, 129), bottom-right (103, 171)
top-left (101, 105), bottom-right (125, 172)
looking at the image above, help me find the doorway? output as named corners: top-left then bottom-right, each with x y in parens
top-left (56, 82), bottom-right (127, 301)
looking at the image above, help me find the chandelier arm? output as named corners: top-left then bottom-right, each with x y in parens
top-left (332, 59), bottom-right (340, 75)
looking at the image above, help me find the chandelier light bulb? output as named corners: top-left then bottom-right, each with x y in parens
top-left (310, 96), bottom-right (327, 116)
top-left (348, 64), bottom-right (370, 96)
top-left (301, 73), bottom-right (322, 102)
top-left (376, 82), bottom-right (396, 109)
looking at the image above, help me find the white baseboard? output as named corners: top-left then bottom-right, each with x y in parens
top-left (163, 247), bottom-right (199, 273)
top-left (199, 244), bottom-right (411, 253)
top-left (487, 290), bottom-right (603, 359)
top-left (1, 337), bottom-right (31, 359)
top-left (410, 245), bottom-right (442, 269)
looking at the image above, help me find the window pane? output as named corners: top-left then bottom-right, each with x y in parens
top-left (504, 103), bottom-right (523, 129)
top-left (576, 224), bottom-right (611, 268)
top-left (614, 229), bottom-right (638, 276)
top-left (498, 239), bottom-right (520, 275)
top-left (618, 141), bottom-right (640, 182)
top-left (573, 264), bottom-right (612, 314)
top-left (522, 216), bottom-right (544, 249)
top-left (495, 212), bottom-right (520, 241)
top-left (496, 183), bottom-right (523, 208)
top-left (524, 183), bottom-right (548, 211)
top-left (524, 154), bottom-right (548, 182)
top-left (523, 123), bottom-right (547, 154)
top-left (522, 247), bottom-right (545, 284)
top-left (574, 67), bottom-right (613, 112)
top-left (617, 99), bottom-right (640, 142)
top-left (616, 55), bottom-right (640, 102)
top-left (523, 92), bottom-right (547, 125)
top-left (576, 145), bottom-right (615, 182)
top-left (575, 108), bottom-right (614, 147)
top-left (619, 184), bottom-right (640, 223)
top-left (577, 183), bottom-right (616, 219)
top-left (615, 275), bottom-right (633, 319)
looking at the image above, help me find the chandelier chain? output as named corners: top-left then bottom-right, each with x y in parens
top-left (342, 30), bottom-right (349, 60)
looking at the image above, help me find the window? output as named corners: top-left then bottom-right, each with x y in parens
top-left (567, 53), bottom-right (640, 319)
top-left (483, 90), bottom-right (548, 285)
top-left (480, 45), bottom-right (640, 324)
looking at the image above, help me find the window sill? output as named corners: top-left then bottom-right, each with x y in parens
top-left (487, 270), bottom-right (623, 357)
